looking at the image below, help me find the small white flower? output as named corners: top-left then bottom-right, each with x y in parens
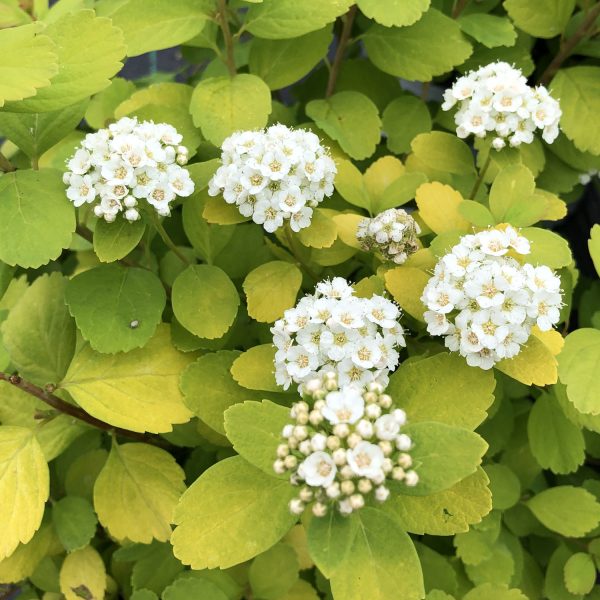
top-left (321, 388), bottom-right (365, 425)
top-left (298, 451), bottom-right (337, 487)
top-left (374, 414), bottom-right (400, 441)
top-left (346, 441), bottom-right (385, 479)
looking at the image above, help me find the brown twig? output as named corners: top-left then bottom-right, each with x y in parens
top-left (325, 5), bottom-right (358, 98)
top-left (217, 0), bottom-right (236, 77)
top-left (538, 2), bottom-right (600, 85)
top-left (452, 0), bottom-right (471, 19)
top-left (0, 152), bottom-right (16, 173)
top-left (0, 372), bottom-right (169, 448)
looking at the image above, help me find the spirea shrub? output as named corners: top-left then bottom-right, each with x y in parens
top-left (0, 2), bottom-right (600, 600)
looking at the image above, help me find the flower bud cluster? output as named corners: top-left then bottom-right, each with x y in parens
top-left (356, 208), bottom-right (421, 265)
top-left (422, 226), bottom-right (562, 370)
top-left (274, 374), bottom-right (418, 517)
top-left (208, 124), bottom-right (336, 233)
top-left (442, 61), bottom-right (561, 149)
top-left (272, 277), bottom-right (406, 391)
top-left (64, 117), bottom-right (194, 223)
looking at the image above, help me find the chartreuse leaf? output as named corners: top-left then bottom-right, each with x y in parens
top-left (249, 542), bottom-right (299, 600)
top-left (172, 265), bottom-right (239, 339)
top-left (307, 91), bottom-right (381, 160)
top-left (181, 350), bottom-right (266, 435)
top-left (249, 27), bottom-right (332, 90)
top-left (399, 422), bottom-right (487, 496)
top-left (458, 14), bottom-right (516, 48)
top-left (384, 267), bottom-right (429, 321)
top-left (131, 591), bottom-right (159, 600)
top-left (7, 10), bottom-right (125, 113)
top-left (0, 23), bottom-right (57, 107)
top-left (416, 182), bottom-right (471, 234)
top-left (245, 0), bottom-right (352, 39)
top-left (528, 392), bottom-right (585, 474)
top-left (329, 507), bottom-right (424, 600)
top-left (550, 67), bottom-right (600, 155)
top-left (162, 577), bottom-right (228, 600)
top-left (362, 155), bottom-right (404, 203)
top-left (411, 132), bottom-right (475, 176)
top-left (387, 352), bottom-right (495, 430)
top-left (230, 345), bottom-right (280, 392)
top-left (376, 172), bottom-right (428, 212)
top-left (504, 0), bottom-right (575, 38)
top-left (363, 9), bottom-right (472, 81)
top-left (298, 208), bottom-right (337, 249)
top-left (51, 496), bottom-right (97, 553)
top-left (59, 545), bottom-right (106, 600)
top-left (93, 218), bottom-right (145, 263)
top-left (563, 553), bottom-right (596, 595)
top-left (85, 77), bottom-right (136, 129)
top-left (65, 264), bottom-right (166, 354)
top-left (61, 324), bottom-right (193, 434)
top-left (454, 512), bottom-right (501, 565)
top-left (96, 0), bottom-right (211, 56)
top-left (172, 456), bottom-right (297, 569)
top-left (334, 159), bottom-right (371, 210)
top-left (93, 441), bottom-right (185, 544)
top-left (356, 0), bottom-right (430, 27)
top-left (1, 273), bottom-right (75, 385)
top-left (0, 426), bottom-right (49, 560)
top-left (526, 486), bottom-right (600, 537)
top-left (483, 464), bottom-right (521, 510)
top-left (190, 74), bottom-right (271, 146)
top-left (224, 400), bottom-right (290, 477)
top-left (463, 583), bottom-right (527, 600)
top-left (243, 261), bottom-right (302, 323)
top-left (558, 328), bottom-right (600, 416)
top-left (382, 96), bottom-right (432, 155)
top-left (459, 200), bottom-right (495, 227)
top-left (589, 224), bottom-right (600, 277)
top-left (0, 169), bottom-right (75, 268)
top-left (522, 227), bottom-right (572, 269)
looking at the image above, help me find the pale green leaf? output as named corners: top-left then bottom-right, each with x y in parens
top-left (458, 14), bottom-right (517, 48)
top-left (51, 496), bottom-right (97, 553)
top-left (334, 159), bottom-right (371, 210)
top-left (483, 464), bottom-right (521, 510)
top-left (522, 227), bottom-right (572, 269)
top-left (416, 181), bottom-right (471, 233)
top-left (463, 583), bottom-right (528, 600)
top-left (375, 171), bottom-right (428, 212)
top-left (162, 577), bottom-right (228, 600)
top-left (384, 266), bottom-right (429, 321)
top-left (411, 132), bottom-right (475, 176)
top-left (504, 0), bottom-right (575, 38)
top-left (382, 95), bottom-right (432, 155)
top-left (297, 208), bottom-right (337, 249)
top-left (93, 218), bottom-right (145, 263)
top-left (488, 164), bottom-right (540, 226)
top-left (563, 553), bottom-right (596, 595)
top-left (356, 0), bottom-right (430, 27)
top-left (84, 76), bottom-right (136, 130)
top-left (230, 345), bottom-right (280, 392)
top-left (59, 545), bottom-right (106, 600)
top-left (459, 200), bottom-right (495, 227)
top-left (249, 542), bottom-right (299, 600)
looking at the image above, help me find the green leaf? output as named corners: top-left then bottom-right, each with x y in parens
top-left (411, 132), bottom-right (475, 176)
top-left (558, 328), bottom-right (600, 416)
top-left (387, 352), bottom-right (495, 430)
top-left (488, 165), bottom-right (541, 226)
top-left (96, 0), bottom-right (211, 56)
top-left (463, 583), bottom-right (528, 600)
top-left (1, 273), bottom-right (75, 385)
top-left (384, 266), bottom-right (429, 321)
top-left (59, 546), bottom-right (106, 600)
top-left (51, 496), bottom-right (97, 553)
top-left (416, 182), bottom-right (471, 233)
top-left (65, 264), bottom-right (166, 354)
top-left (172, 265), bottom-right (239, 339)
top-left (383, 468), bottom-right (492, 535)
top-left (0, 169), bottom-right (75, 268)
top-left (298, 208), bottom-right (337, 249)
top-left (382, 95), bottom-right (432, 155)
top-left (93, 218), bottom-right (145, 263)
top-left (356, 0), bottom-right (430, 27)
top-left (172, 456), bottom-right (297, 569)
top-left (526, 486), bottom-right (600, 537)
top-left (458, 14), bottom-right (517, 48)
top-left (130, 591), bottom-right (158, 600)
top-left (375, 171), bottom-right (428, 212)
top-left (399, 422), bottom-right (487, 496)
top-left (84, 76), bottom-right (136, 130)
top-left (522, 227), bottom-right (572, 269)
top-left (129, 541), bottom-right (184, 595)
top-left (0, 426), bottom-right (49, 560)
top-left (243, 261), bottom-right (302, 323)
top-left (190, 74), bottom-right (272, 146)
top-left (93, 441), bottom-right (185, 543)
top-left (306, 91), bottom-right (381, 160)
top-left (6, 10), bottom-right (125, 112)
top-left (0, 100), bottom-right (87, 160)
top-left (459, 200), bottom-right (495, 227)
top-left (329, 507), bottom-right (424, 600)
top-left (0, 23), bottom-right (57, 107)
top-left (563, 553), bottom-right (596, 595)
top-left (249, 27), bottom-right (332, 90)
top-left (550, 67), bottom-right (600, 154)
top-left (528, 392), bottom-right (585, 474)
top-left (245, 0), bottom-right (352, 39)
top-left (504, 0), bottom-right (575, 38)
top-left (162, 577), bottom-right (228, 600)
top-left (180, 350), bottom-right (266, 435)
top-left (224, 400), bottom-right (290, 477)
top-left (483, 464), bottom-right (521, 510)
top-left (454, 512), bottom-right (501, 566)
top-left (589, 224), bottom-right (600, 277)
top-left (61, 324), bottom-right (193, 433)
top-left (230, 345), bottom-right (280, 392)
top-left (249, 542), bottom-right (299, 600)
top-left (334, 159), bottom-right (371, 210)
top-left (363, 9), bottom-right (472, 81)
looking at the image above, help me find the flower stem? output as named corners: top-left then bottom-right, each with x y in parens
top-left (217, 0), bottom-right (236, 77)
top-left (151, 215), bottom-right (192, 266)
top-left (469, 153), bottom-right (492, 200)
top-left (0, 151), bottom-right (16, 173)
top-left (451, 0), bottom-right (471, 18)
top-left (325, 5), bottom-right (358, 98)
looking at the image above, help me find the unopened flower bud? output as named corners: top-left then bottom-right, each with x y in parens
top-left (333, 424), bottom-right (349, 438)
top-left (379, 394), bottom-right (392, 409)
top-left (312, 502), bottom-right (327, 517)
top-left (341, 480), bottom-right (355, 495)
top-left (284, 455), bottom-right (298, 469)
top-left (333, 448), bottom-right (347, 465)
top-left (382, 458), bottom-right (393, 474)
top-left (396, 434), bottom-right (412, 451)
top-left (310, 433), bottom-right (327, 451)
top-left (293, 425), bottom-right (308, 440)
top-left (350, 494), bottom-right (365, 509)
top-left (379, 441), bottom-right (393, 456)
top-left (273, 459), bottom-right (286, 474)
top-left (356, 419), bottom-right (374, 439)
top-left (368, 382), bottom-right (384, 394)
top-left (309, 410), bottom-right (323, 426)
top-left (392, 467), bottom-right (405, 481)
top-left (375, 485), bottom-right (390, 502)
top-left (326, 435), bottom-right (340, 450)
top-left (299, 440), bottom-right (312, 455)
top-left (299, 487), bottom-right (313, 502)
top-left (397, 453), bottom-right (413, 468)
top-left (364, 391), bottom-right (378, 404)
top-left (276, 444), bottom-right (289, 458)
top-left (392, 409), bottom-right (407, 425)
top-left (340, 466), bottom-right (354, 480)
top-left (326, 483), bottom-right (341, 498)
top-left (347, 433), bottom-right (362, 448)
top-left (357, 479), bottom-right (372, 494)
top-left (296, 412), bottom-right (309, 425)
top-left (405, 470), bottom-right (419, 486)
top-left (282, 425), bottom-right (294, 438)
top-left (338, 499), bottom-right (353, 515)
top-left (289, 499), bottom-right (305, 515)
top-left (366, 404), bottom-right (382, 419)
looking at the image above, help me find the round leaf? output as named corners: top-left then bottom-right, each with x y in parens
top-left (93, 218), bottom-right (145, 263)
top-left (51, 496), bottom-right (97, 553)
top-left (230, 345), bottom-right (280, 392)
top-left (356, 0), bottom-right (430, 27)
top-left (563, 553), bottom-right (596, 595)
top-left (382, 95), bottom-right (432, 155)
top-left (59, 546), bottom-right (106, 600)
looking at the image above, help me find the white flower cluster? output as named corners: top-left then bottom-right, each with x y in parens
top-left (422, 227), bottom-right (562, 370)
top-left (272, 277), bottom-right (406, 392)
top-left (356, 208), bottom-right (421, 265)
top-left (64, 117), bottom-right (194, 223)
top-left (442, 61), bottom-right (561, 149)
top-left (208, 124), bottom-right (337, 233)
top-left (274, 373), bottom-right (418, 517)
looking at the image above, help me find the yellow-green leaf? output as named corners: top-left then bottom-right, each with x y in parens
top-left (59, 546), bottom-right (106, 600)
top-left (384, 266), bottom-right (429, 321)
top-left (230, 345), bottom-right (280, 392)
top-left (416, 182), bottom-right (470, 234)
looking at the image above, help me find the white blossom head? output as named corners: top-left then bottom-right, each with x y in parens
top-left (442, 61), bottom-right (561, 148)
top-left (207, 124), bottom-right (337, 233)
top-left (274, 375), bottom-right (418, 517)
top-left (421, 226), bottom-right (563, 370)
top-left (271, 277), bottom-right (406, 391)
top-left (63, 117), bottom-right (194, 223)
top-left (356, 208), bottom-right (421, 265)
